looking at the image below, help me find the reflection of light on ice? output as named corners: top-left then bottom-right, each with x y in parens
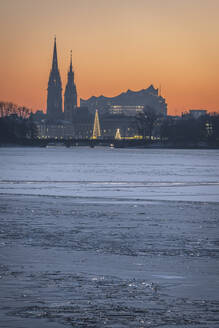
top-left (153, 274), bottom-right (184, 279)
top-left (128, 283), bottom-right (137, 287)
top-left (91, 276), bottom-right (105, 281)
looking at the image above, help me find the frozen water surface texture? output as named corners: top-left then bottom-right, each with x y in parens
top-left (0, 147), bottom-right (219, 327)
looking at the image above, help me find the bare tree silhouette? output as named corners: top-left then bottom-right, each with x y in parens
top-left (136, 105), bottom-right (160, 142)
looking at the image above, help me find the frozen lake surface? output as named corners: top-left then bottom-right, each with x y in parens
top-left (0, 147), bottom-right (219, 327)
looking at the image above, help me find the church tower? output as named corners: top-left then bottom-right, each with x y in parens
top-left (47, 37), bottom-right (63, 121)
top-left (64, 51), bottom-right (77, 121)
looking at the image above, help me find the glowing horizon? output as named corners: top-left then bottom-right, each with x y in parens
top-left (0, 0), bottom-right (219, 115)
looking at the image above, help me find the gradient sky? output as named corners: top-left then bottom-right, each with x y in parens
top-left (0, 0), bottom-right (219, 115)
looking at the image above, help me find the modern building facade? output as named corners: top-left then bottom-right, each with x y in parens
top-left (109, 105), bottom-right (144, 116)
top-left (80, 85), bottom-right (167, 116)
top-left (47, 37), bottom-right (63, 122)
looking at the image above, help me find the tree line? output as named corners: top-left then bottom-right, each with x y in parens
top-left (136, 106), bottom-right (219, 146)
top-left (0, 102), bottom-right (37, 143)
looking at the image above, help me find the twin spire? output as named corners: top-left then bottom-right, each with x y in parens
top-left (47, 37), bottom-right (77, 121)
top-left (52, 37), bottom-right (73, 73)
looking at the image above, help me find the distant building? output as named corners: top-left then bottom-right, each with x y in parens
top-left (80, 85), bottom-right (167, 116)
top-left (36, 120), bottom-right (74, 139)
top-left (72, 107), bottom-right (93, 139)
top-left (64, 51), bottom-right (77, 121)
top-left (100, 113), bottom-right (136, 138)
top-left (109, 105), bottom-right (144, 116)
top-left (47, 37), bottom-right (63, 122)
top-left (189, 109), bottom-right (207, 118)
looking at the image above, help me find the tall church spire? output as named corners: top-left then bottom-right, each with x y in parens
top-left (64, 50), bottom-right (77, 121)
top-left (52, 36), bottom-right (58, 71)
top-left (47, 37), bottom-right (63, 121)
top-left (70, 50), bottom-right (73, 72)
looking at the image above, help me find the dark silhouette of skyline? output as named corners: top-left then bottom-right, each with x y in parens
top-left (47, 37), bottom-right (63, 121)
top-left (64, 50), bottom-right (77, 121)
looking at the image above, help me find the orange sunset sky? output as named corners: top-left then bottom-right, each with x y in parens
top-left (0, 0), bottom-right (219, 115)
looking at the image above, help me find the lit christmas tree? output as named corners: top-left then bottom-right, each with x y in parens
top-left (115, 128), bottom-right (121, 139)
top-left (92, 110), bottom-right (101, 139)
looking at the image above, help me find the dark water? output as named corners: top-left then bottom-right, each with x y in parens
top-left (0, 148), bottom-right (219, 327)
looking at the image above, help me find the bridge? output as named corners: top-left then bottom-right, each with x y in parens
top-left (35, 138), bottom-right (151, 148)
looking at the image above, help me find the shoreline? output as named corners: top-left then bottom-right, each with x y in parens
top-left (1, 142), bottom-right (219, 149)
